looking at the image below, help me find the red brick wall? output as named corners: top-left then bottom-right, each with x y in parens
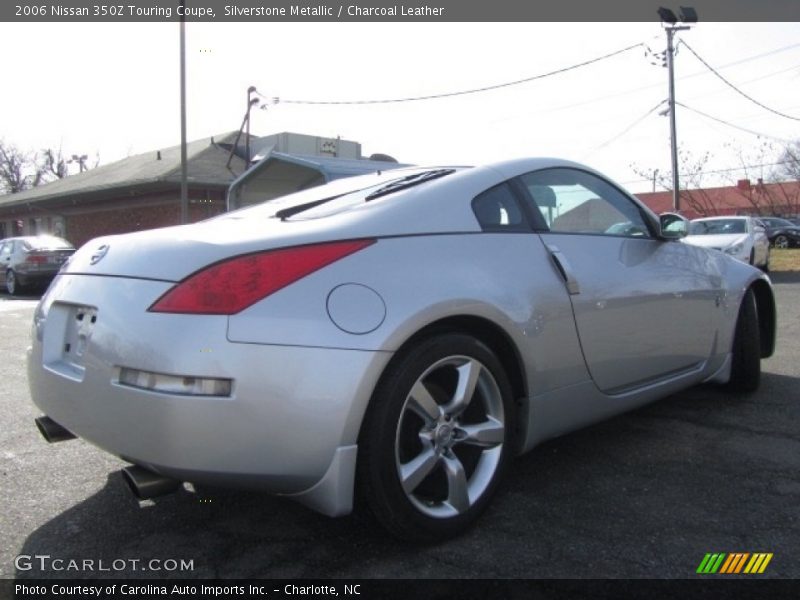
top-left (62, 190), bottom-right (226, 248)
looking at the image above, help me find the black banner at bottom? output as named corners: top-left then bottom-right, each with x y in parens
top-left (3, 579), bottom-right (800, 600)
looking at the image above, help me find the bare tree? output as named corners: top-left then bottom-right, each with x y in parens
top-left (0, 140), bottom-right (45, 193)
top-left (0, 141), bottom-right (101, 195)
top-left (631, 148), bottom-right (725, 216)
top-left (41, 147), bottom-right (69, 179)
top-left (774, 140), bottom-right (800, 182)
top-left (726, 139), bottom-right (800, 217)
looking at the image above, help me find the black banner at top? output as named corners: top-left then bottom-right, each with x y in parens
top-left (2, 0), bottom-right (799, 22)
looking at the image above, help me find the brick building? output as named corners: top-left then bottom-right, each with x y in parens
top-left (0, 132), bottom-right (246, 248)
top-left (0, 131), bottom-right (404, 249)
top-left (636, 179), bottom-right (800, 220)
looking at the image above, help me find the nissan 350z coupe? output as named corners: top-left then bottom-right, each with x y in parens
top-left (28, 158), bottom-right (776, 541)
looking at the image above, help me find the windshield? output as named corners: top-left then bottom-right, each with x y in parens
top-left (23, 236), bottom-right (74, 251)
top-left (765, 218), bottom-right (794, 227)
top-left (689, 219), bottom-right (746, 235)
top-left (217, 167), bottom-right (461, 222)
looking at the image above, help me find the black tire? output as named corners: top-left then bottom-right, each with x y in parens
top-left (358, 333), bottom-right (515, 542)
top-left (6, 270), bottom-right (22, 296)
top-left (726, 288), bottom-right (760, 393)
top-left (748, 248), bottom-right (755, 265)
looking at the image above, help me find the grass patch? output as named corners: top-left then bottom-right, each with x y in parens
top-left (770, 248), bottom-right (800, 272)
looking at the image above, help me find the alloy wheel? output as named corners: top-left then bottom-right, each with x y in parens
top-left (394, 355), bottom-right (505, 519)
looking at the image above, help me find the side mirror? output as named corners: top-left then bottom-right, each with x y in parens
top-left (659, 212), bottom-right (688, 239)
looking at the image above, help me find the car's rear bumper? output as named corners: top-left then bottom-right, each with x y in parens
top-left (27, 274), bottom-right (391, 514)
top-left (15, 269), bottom-right (60, 286)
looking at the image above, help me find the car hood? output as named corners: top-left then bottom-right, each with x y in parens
top-left (682, 233), bottom-right (747, 249)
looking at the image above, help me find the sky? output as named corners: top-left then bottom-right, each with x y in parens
top-left (0, 21), bottom-right (798, 193)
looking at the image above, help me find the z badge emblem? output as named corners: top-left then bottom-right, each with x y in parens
top-left (90, 244), bottom-right (110, 265)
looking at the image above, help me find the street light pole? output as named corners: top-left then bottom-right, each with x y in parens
top-left (658, 5), bottom-right (696, 213)
top-left (665, 25), bottom-right (688, 212)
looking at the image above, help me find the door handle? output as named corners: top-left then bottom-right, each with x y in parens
top-left (547, 244), bottom-right (580, 295)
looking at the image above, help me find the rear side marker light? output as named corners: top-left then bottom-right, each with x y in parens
top-left (119, 367), bottom-right (232, 397)
top-left (149, 239), bottom-right (375, 315)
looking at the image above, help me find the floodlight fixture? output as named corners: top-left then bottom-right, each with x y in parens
top-left (679, 6), bottom-right (698, 23)
top-left (658, 7), bottom-right (678, 23)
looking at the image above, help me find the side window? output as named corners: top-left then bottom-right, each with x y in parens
top-left (472, 183), bottom-right (526, 231)
top-left (519, 168), bottom-right (652, 238)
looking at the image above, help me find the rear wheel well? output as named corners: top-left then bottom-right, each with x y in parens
top-left (749, 280), bottom-right (776, 358)
top-left (391, 316), bottom-right (527, 403)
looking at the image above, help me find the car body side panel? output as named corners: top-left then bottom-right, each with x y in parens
top-left (227, 234), bottom-right (592, 398)
top-left (537, 234), bottom-right (724, 393)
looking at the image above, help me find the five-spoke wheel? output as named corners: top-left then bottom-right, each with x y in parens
top-left (358, 333), bottom-right (514, 541)
top-left (396, 355), bottom-right (505, 519)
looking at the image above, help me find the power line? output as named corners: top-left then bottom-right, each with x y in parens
top-left (677, 101), bottom-right (794, 143)
top-left (259, 42), bottom-right (644, 105)
top-left (558, 41), bottom-right (800, 114)
top-left (584, 100), bottom-right (667, 157)
top-left (681, 63), bottom-right (800, 105)
top-left (681, 40), bottom-right (800, 122)
top-left (620, 160), bottom-right (797, 187)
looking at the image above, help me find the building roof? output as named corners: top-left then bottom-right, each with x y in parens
top-left (227, 149), bottom-right (410, 209)
top-left (254, 151), bottom-right (410, 179)
top-left (0, 132), bottom-right (247, 209)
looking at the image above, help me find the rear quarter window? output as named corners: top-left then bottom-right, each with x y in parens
top-left (472, 183), bottom-right (527, 231)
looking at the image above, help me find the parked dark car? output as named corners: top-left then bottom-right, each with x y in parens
top-left (758, 217), bottom-right (800, 249)
top-left (0, 235), bottom-right (75, 295)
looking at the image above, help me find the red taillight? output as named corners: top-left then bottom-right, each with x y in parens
top-left (26, 254), bottom-right (47, 264)
top-left (148, 239), bottom-right (375, 315)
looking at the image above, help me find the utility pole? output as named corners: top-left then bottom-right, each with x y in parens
top-left (658, 6), bottom-right (696, 213)
top-left (179, 8), bottom-right (189, 225)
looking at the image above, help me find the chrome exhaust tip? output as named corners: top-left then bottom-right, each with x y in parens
top-left (35, 416), bottom-right (77, 443)
top-left (121, 465), bottom-right (181, 500)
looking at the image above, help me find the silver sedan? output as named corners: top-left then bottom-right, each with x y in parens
top-left (28, 158), bottom-right (776, 541)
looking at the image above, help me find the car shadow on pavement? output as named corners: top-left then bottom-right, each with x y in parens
top-left (15, 472), bottom-right (408, 579)
top-left (15, 372), bottom-right (800, 579)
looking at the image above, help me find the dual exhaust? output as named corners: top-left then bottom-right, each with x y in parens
top-left (34, 416), bottom-right (76, 443)
top-left (35, 415), bottom-right (181, 500)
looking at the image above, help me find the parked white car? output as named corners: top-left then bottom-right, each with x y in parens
top-left (683, 216), bottom-right (770, 271)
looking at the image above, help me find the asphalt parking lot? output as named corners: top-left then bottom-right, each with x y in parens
top-left (1, 274), bottom-right (798, 580)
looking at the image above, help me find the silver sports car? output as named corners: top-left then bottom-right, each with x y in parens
top-left (28, 158), bottom-right (776, 541)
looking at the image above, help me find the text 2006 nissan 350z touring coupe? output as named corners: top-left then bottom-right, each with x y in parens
top-left (29, 159), bottom-right (775, 541)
